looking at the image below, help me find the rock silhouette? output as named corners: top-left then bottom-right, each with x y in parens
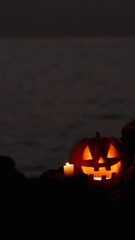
top-left (1, 119), bottom-right (135, 227)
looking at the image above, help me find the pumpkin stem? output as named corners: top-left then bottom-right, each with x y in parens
top-left (96, 132), bottom-right (100, 137)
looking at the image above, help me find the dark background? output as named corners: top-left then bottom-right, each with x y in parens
top-left (0, 0), bottom-right (135, 38)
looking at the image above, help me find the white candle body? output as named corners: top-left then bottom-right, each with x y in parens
top-left (63, 162), bottom-right (74, 177)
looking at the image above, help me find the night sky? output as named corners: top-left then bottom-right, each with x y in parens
top-left (1, 0), bottom-right (135, 37)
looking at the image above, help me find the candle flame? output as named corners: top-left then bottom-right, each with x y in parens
top-left (65, 162), bottom-right (70, 165)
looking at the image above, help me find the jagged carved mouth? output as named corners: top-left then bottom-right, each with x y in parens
top-left (81, 161), bottom-right (122, 181)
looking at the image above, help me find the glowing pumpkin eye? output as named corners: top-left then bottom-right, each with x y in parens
top-left (82, 146), bottom-right (92, 160)
top-left (107, 143), bottom-right (120, 158)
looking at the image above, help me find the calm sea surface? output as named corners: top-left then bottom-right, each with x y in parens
top-left (0, 37), bottom-right (135, 177)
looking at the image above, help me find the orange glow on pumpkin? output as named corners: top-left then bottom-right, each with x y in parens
top-left (81, 143), bottom-right (122, 180)
top-left (82, 161), bottom-right (122, 180)
top-left (82, 146), bottom-right (92, 160)
top-left (68, 134), bottom-right (127, 182)
top-left (107, 143), bottom-right (119, 158)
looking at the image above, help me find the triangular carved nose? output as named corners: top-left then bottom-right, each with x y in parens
top-left (98, 156), bottom-right (105, 163)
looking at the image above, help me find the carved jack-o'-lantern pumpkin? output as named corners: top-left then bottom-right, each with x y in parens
top-left (68, 132), bottom-right (128, 182)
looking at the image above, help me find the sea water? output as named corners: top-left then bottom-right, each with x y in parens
top-left (0, 37), bottom-right (135, 177)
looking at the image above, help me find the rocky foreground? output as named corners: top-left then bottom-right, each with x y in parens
top-left (1, 153), bottom-right (135, 210)
top-left (1, 119), bottom-right (135, 232)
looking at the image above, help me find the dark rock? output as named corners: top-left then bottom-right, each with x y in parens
top-left (1, 152), bottom-right (135, 234)
top-left (1, 114), bottom-right (135, 223)
top-left (121, 118), bottom-right (135, 164)
top-left (0, 155), bottom-right (25, 180)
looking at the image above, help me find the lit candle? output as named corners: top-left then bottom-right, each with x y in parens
top-left (63, 162), bottom-right (74, 177)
